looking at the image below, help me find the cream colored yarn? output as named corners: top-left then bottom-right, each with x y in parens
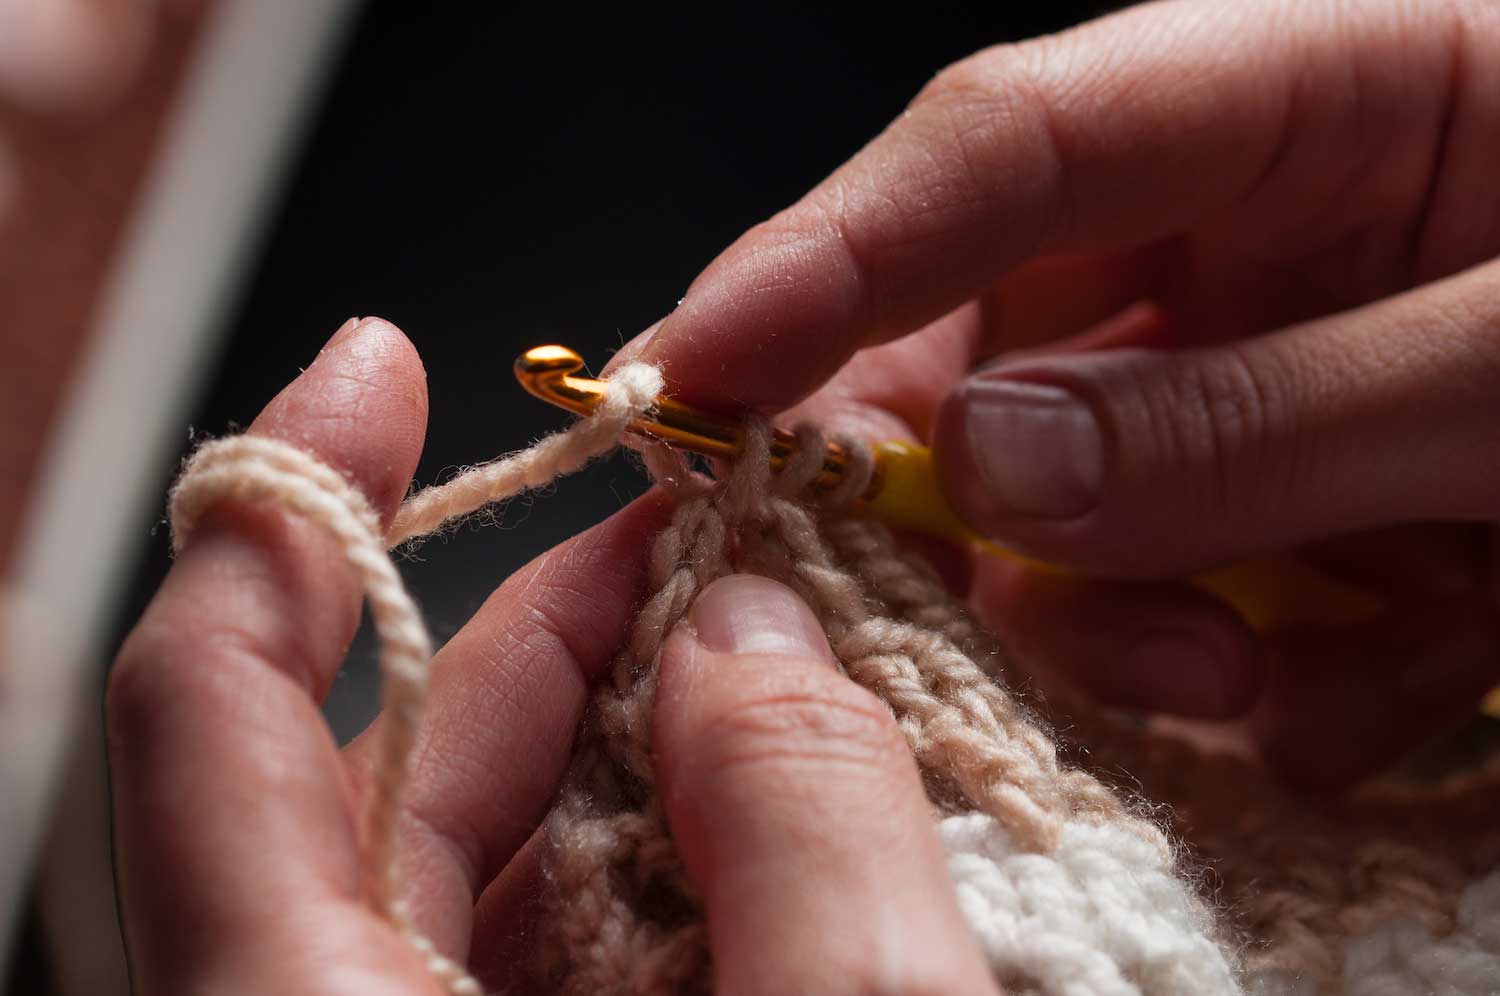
top-left (169, 363), bottom-right (666, 996)
top-left (167, 363), bottom-right (1500, 996)
top-left (534, 417), bottom-right (1239, 995)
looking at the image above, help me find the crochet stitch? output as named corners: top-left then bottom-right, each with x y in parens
top-left (167, 363), bottom-right (1500, 996)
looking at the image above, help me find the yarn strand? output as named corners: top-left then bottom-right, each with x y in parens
top-left (385, 365), bottom-right (663, 546)
top-left (165, 358), bottom-right (1500, 996)
top-left (167, 364), bottom-right (663, 996)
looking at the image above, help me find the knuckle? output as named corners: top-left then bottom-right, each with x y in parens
top-left (1436, 276), bottom-right (1500, 376)
top-left (105, 631), bottom-right (163, 744)
top-left (913, 46), bottom-right (1015, 112)
top-left (907, 45), bottom-right (1073, 248)
top-left (106, 616), bottom-right (280, 748)
top-left (693, 672), bottom-right (908, 785)
top-left (911, 48), bottom-right (1039, 164)
top-left (105, 622), bottom-right (197, 750)
top-left (1130, 347), bottom-right (1299, 522)
top-left (733, 201), bottom-right (881, 334)
top-left (743, 202), bottom-right (829, 253)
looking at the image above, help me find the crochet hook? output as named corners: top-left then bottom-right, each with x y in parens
top-left (515, 344), bottom-right (1500, 717)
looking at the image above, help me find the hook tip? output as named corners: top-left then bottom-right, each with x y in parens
top-left (515, 344), bottom-right (584, 377)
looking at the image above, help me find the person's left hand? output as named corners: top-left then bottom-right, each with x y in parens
top-left (107, 317), bottom-right (999, 995)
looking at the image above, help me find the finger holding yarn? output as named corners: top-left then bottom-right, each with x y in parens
top-left (110, 317), bottom-right (471, 994)
top-left (527, 413), bottom-right (1243, 996)
top-left (155, 325), bottom-right (663, 995)
top-left (137, 327), bottom-right (1500, 996)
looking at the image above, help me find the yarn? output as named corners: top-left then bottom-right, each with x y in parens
top-left (532, 415), bottom-right (1243, 995)
top-left (940, 812), bottom-right (1238, 995)
top-left (166, 362), bottom-right (1500, 996)
top-left (168, 363), bottom-right (664, 996)
top-left (1338, 871), bottom-right (1500, 995)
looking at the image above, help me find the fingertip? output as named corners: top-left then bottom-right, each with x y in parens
top-left (974, 563), bottom-right (1264, 719)
top-left (249, 316), bottom-right (428, 520)
top-left (132, 317), bottom-right (433, 708)
top-left (1122, 610), bottom-right (1264, 719)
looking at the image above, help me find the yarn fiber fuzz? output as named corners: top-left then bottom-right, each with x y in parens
top-left (169, 363), bottom-right (1500, 996)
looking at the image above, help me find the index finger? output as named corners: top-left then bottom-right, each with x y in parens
top-left (106, 318), bottom-right (437, 991)
top-left (628, 0), bottom-right (1464, 411)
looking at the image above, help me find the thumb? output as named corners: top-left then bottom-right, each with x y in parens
top-left (655, 575), bottom-right (997, 996)
top-left (933, 262), bottom-right (1500, 574)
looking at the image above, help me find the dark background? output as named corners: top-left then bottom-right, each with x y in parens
top-left (131, 1), bottom-right (1114, 740)
top-left (13, 1), bottom-right (1114, 990)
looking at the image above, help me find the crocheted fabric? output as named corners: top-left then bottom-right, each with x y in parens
top-left (540, 424), bottom-right (1500, 996)
top-left (170, 364), bottom-right (1500, 996)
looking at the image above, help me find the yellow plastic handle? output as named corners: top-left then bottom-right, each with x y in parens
top-left (859, 440), bottom-right (1500, 717)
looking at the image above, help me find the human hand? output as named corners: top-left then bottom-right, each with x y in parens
top-left (108, 318), bottom-right (998, 994)
top-left (610, 0), bottom-right (1500, 787)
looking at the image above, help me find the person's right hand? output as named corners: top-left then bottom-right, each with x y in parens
top-left (609, 0), bottom-right (1500, 787)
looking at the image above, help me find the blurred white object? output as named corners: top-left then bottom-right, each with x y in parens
top-left (0, 0), bottom-right (361, 986)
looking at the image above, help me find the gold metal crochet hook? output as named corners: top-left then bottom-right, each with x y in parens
top-left (517, 346), bottom-right (1500, 720)
top-left (516, 344), bottom-right (877, 495)
top-left (516, 342), bottom-right (1374, 600)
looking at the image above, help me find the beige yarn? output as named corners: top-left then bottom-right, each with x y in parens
top-left (167, 363), bottom-right (1500, 996)
top-left (168, 364), bottom-right (666, 996)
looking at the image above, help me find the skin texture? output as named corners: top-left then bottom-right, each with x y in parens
top-left (610, 0), bottom-right (1500, 787)
top-left (109, 320), bottom-right (998, 994)
top-left (110, 0), bottom-right (1500, 990)
top-left (655, 576), bottom-right (999, 996)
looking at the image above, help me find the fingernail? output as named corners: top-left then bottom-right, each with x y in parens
top-left (961, 375), bottom-right (1104, 518)
top-left (1125, 631), bottom-right (1235, 715)
top-left (690, 575), bottom-right (835, 664)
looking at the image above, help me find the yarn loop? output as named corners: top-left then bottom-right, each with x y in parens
top-left (166, 361), bottom-right (1500, 996)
